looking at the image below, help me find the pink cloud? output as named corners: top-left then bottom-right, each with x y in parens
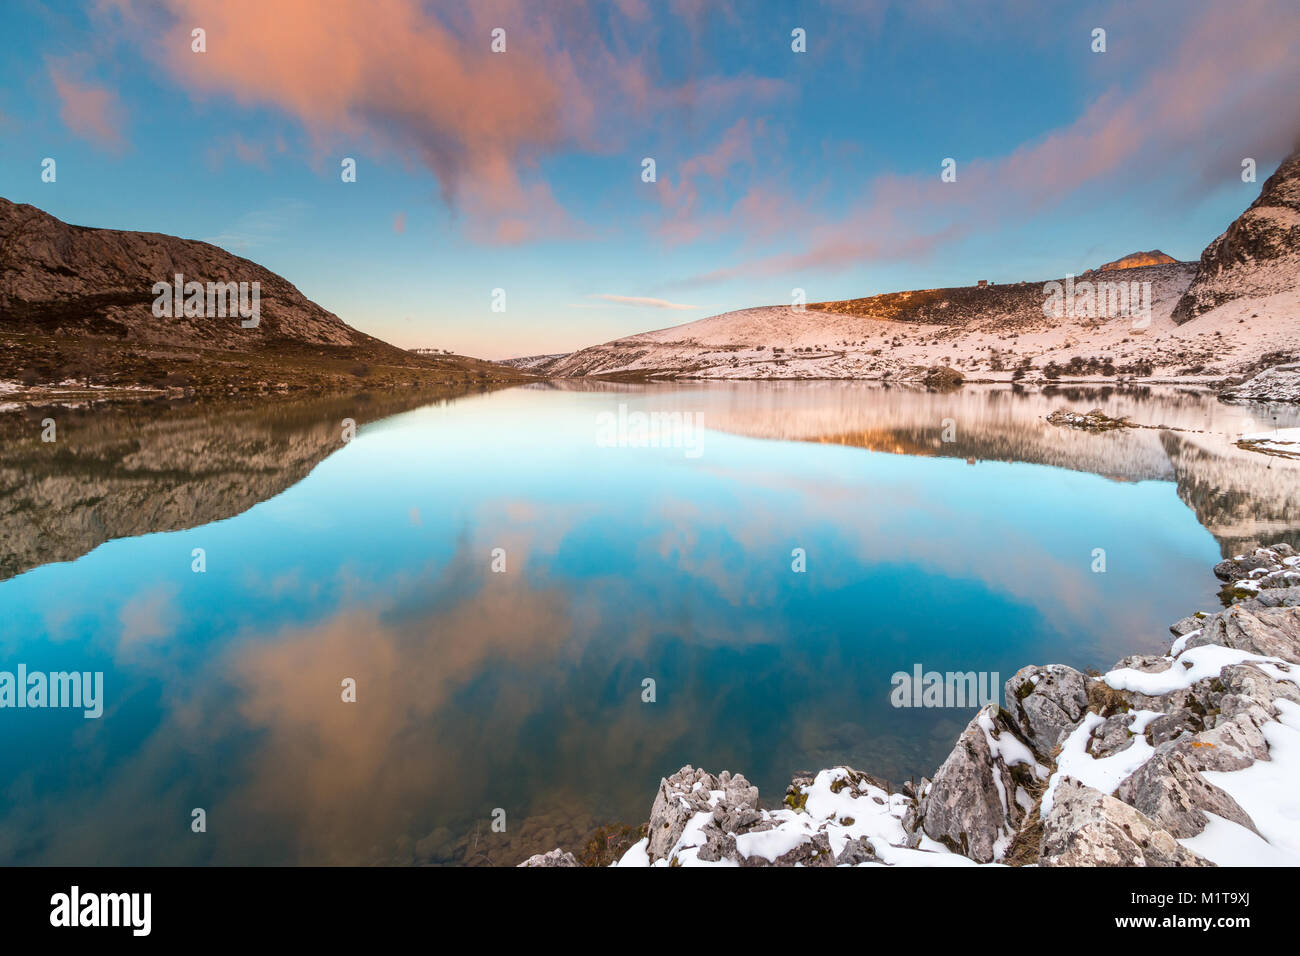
top-left (48, 62), bottom-right (127, 153)
top-left (671, 0), bottom-right (1300, 286)
top-left (96, 0), bottom-right (796, 245)
top-left (103, 0), bottom-right (596, 243)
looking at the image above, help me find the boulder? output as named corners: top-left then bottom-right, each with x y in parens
top-left (645, 766), bottom-right (767, 864)
top-left (1004, 664), bottom-right (1091, 758)
top-left (1114, 751), bottom-right (1258, 838)
top-left (834, 836), bottom-right (880, 866)
top-left (918, 705), bottom-right (1044, 862)
top-left (1182, 604), bottom-right (1300, 664)
top-left (1039, 779), bottom-right (1213, 867)
top-left (921, 365), bottom-right (964, 390)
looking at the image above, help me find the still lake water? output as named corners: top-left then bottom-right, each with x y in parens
top-left (2, 381), bottom-right (1300, 864)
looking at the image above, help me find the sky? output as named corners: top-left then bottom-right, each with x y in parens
top-left (1, 0), bottom-right (1297, 359)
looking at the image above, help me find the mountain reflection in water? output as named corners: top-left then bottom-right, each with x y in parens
top-left (1, 381), bottom-right (1297, 865)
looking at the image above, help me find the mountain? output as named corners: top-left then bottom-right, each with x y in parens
top-left (1096, 250), bottom-right (1176, 270)
top-left (540, 152), bottom-right (1300, 382)
top-left (537, 261), bottom-right (1201, 380)
top-left (0, 198), bottom-right (525, 394)
top-left (1173, 149), bottom-right (1300, 322)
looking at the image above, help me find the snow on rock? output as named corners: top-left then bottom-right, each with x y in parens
top-left (1194, 700), bottom-right (1300, 865)
top-left (627, 764), bottom-right (980, 867)
top-left (1103, 643), bottom-right (1296, 697)
top-left (1222, 364), bottom-right (1300, 404)
top-left (1178, 812), bottom-right (1299, 867)
top-left (516, 849), bottom-right (579, 867)
top-left (1210, 544), bottom-right (1300, 607)
top-left (1040, 710), bottom-right (1160, 819)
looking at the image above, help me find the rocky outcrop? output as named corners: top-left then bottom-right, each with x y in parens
top-left (0, 197), bottom-right (369, 350)
top-left (916, 706), bottom-right (1046, 862)
top-left (1211, 543), bottom-right (1300, 605)
top-left (645, 766), bottom-right (762, 862)
top-left (1004, 664), bottom-right (1090, 756)
top-left (1220, 363), bottom-right (1300, 403)
top-left (1173, 149), bottom-right (1300, 322)
top-left (1096, 250), bottom-right (1176, 271)
top-left (1045, 407), bottom-right (1134, 430)
top-left (1113, 750), bottom-right (1258, 838)
top-left (523, 548), bottom-right (1300, 867)
top-left (517, 849), bottom-right (579, 867)
top-left (1038, 779), bottom-right (1212, 867)
top-left (920, 365), bottom-right (964, 390)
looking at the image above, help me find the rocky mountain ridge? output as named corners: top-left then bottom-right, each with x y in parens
top-left (0, 198), bottom-right (526, 395)
top-left (1173, 151), bottom-right (1300, 322)
top-left (1, 197), bottom-right (364, 350)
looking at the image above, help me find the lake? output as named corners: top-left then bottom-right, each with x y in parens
top-left (2, 381), bottom-right (1299, 864)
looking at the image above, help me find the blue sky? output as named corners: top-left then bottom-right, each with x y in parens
top-left (1, 0), bottom-right (1296, 358)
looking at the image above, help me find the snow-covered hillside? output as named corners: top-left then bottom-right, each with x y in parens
top-left (533, 151), bottom-right (1300, 384)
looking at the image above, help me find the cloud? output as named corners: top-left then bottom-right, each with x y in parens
top-left (117, 585), bottom-right (177, 648)
top-left (102, 0), bottom-right (794, 246)
top-left (654, 117), bottom-right (770, 243)
top-left (206, 132), bottom-right (274, 170)
top-left (201, 198), bottom-right (310, 252)
top-left (669, 0), bottom-right (1300, 287)
top-left (47, 61), bottom-right (127, 153)
top-left (106, 0), bottom-right (604, 244)
top-left (588, 294), bottom-right (700, 310)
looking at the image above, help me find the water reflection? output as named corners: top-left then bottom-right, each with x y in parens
top-left (1, 381), bottom-right (1298, 865)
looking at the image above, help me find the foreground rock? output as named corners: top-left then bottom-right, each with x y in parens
top-left (523, 548), bottom-right (1300, 867)
top-left (1211, 543), bottom-right (1300, 605)
top-left (917, 707), bottom-right (1046, 862)
top-left (517, 849), bottom-right (579, 867)
top-left (1039, 779), bottom-right (1213, 867)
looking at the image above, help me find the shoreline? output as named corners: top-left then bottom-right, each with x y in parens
top-left (523, 545), bottom-right (1300, 867)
